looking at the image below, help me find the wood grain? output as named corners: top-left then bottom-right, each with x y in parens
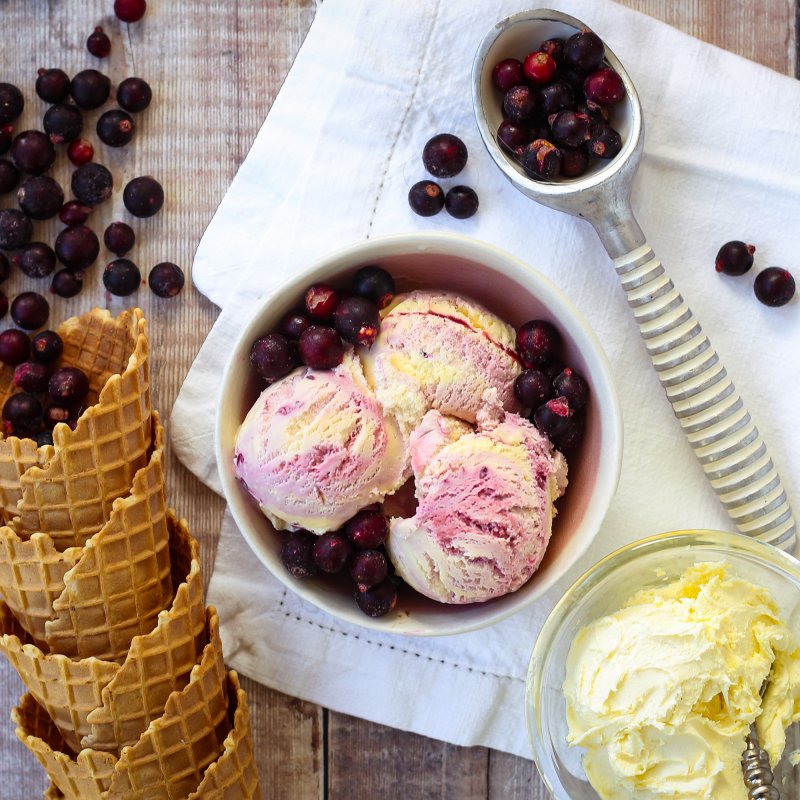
top-left (0, 2), bottom-right (797, 799)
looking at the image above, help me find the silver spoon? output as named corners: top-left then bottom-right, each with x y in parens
top-left (472, 8), bottom-right (796, 551)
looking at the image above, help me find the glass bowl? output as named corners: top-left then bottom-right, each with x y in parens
top-left (526, 530), bottom-right (800, 798)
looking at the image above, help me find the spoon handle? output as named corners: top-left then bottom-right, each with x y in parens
top-left (611, 240), bottom-right (796, 550)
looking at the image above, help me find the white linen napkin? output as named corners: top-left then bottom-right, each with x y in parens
top-left (172, 0), bottom-right (800, 758)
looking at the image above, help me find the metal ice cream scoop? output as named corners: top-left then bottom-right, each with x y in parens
top-left (741, 679), bottom-right (781, 799)
top-left (472, 8), bottom-right (796, 551)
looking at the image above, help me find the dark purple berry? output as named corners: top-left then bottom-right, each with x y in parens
top-left (13, 362), bottom-right (50, 393)
top-left (34, 429), bottom-right (54, 447)
top-left (312, 531), bottom-right (352, 573)
top-left (148, 262), bottom-right (184, 298)
top-left (538, 38), bottom-right (565, 63)
top-left (11, 292), bottom-right (49, 330)
top-left (10, 131), bottom-right (56, 175)
top-left (587, 124), bottom-right (622, 159)
top-left (298, 326), bottom-right (344, 370)
top-left (71, 163), bottom-right (113, 205)
top-left (103, 221), bottom-right (135, 256)
top-left (536, 80), bottom-right (574, 115)
top-left (304, 283), bottom-right (339, 319)
top-left (491, 58), bottom-right (524, 92)
top-left (408, 180), bottom-right (444, 217)
top-left (0, 292), bottom-right (7, 319)
top-left (249, 333), bottom-right (299, 381)
top-left (345, 509), bottom-right (388, 550)
top-left (43, 103), bottom-right (83, 144)
top-left (517, 320), bottom-right (561, 368)
top-left (51, 269), bottom-right (84, 298)
top-left (514, 369), bottom-right (553, 408)
top-left (754, 268), bottom-right (796, 307)
top-left (87, 27), bottom-right (111, 58)
top-left (117, 77), bottom-right (152, 112)
top-left (67, 139), bottom-right (94, 167)
top-left (0, 125), bottom-right (13, 156)
top-left (551, 412), bottom-right (585, 453)
top-left (43, 404), bottom-right (73, 430)
top-left (17, 176), bottom-right (64, 220)
top-left (0, 330), bottom-right (30, 365)
top-left (36, 69), bottom-right (71, 104)
top-left (2, 393), bottom-right (42, 435)
top-left (48, 367), bottom-right (89, 406)
top-left (444, 185), bottom-right (479, 219)
top-left (549, 110), bottom-right (591, 148)
top-left (350, 550), bottom-right (388, 590)
top-left (280, 531), bottom-right (318, 578)
top-left (70, 69), bottom-right (111, 110)
top-left (59, 201), bottom-right (91, 226)
top-left (0, 254), bottom-right (9, 282)
top-left (503, 85), bottom-right (537, 122)
top-left (334, 297), bottom-right (380, 347)
top-left (115, 0), bottom-right (147, 23)
top-left (355, 578), bottom-right (397, 617)
top-left (497, 120), bottom-right (530, 155)
top-left (123, 175), bottom-right (164, 217)
top-left (523, 51), bottom-right (557, 85)
top-left (279, 310), bottom-right (312, 339)
top-left (0, 84), bottom-right (24, 125)
top-left (575, 100), bottom-right (610, 126)
top-left (584, 67), bottom-right (625, 106)
top-left (0, 158), bottom-right (20, 194)
top-left (55, 225), bottom-right (99, 270)
top-left (97, 109), bottom-right (135, 147)
top-left (351, 265), bottom-right (395, 309)
top-left (559, 146), bottom-right (590, 178)
top-left (715, 241), bottom-right (755, 276)
top-left (533, 396), bottom-right (572, 438)
top-left (563, 30), bottom-right (605, 72)
top-left (422, 133), bottom-right (468, 178)
top-left (553, 368), bottom-right (589, 410)
top-left (0, 209), bottom-right (33, 250)
top-left (520, 139), bottom-right (561, 180)
top-left (31, 331), bottom-right (63, 364)
top-left (17, 243), bottom-right (56, 278)
top-left (103, 259), bottom-right (141, 296)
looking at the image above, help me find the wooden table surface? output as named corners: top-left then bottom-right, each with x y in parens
top-left (0, 1), bottom-right (797, 798)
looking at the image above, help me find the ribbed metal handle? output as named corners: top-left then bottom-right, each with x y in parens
top-left (613, 243), bottom-right (796, 550)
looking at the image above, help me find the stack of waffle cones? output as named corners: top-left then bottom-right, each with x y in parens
top-left (0, 308), bottom-right (260, 799)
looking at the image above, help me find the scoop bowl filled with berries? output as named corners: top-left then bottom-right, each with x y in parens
top-left (215, 232), bottom-right (622, 636)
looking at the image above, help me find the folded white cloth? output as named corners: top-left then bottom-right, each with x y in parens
top-left (172, 0), bottom-right (800, 758)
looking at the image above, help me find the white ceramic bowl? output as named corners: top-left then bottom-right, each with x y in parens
top-left (215, 232), bottom-right (622, 635)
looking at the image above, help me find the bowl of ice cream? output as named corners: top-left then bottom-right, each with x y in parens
top-left (216, 231), bottom-right (622, 635)
top-left (527, 530), bottom-right (800, 799)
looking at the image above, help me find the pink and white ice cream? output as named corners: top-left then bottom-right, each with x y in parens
top-left (360, 291), bottom-right (523, 434)
top-left (233, 350), bottom-right (406, 534)
top-left (387, 392), bottom-right (568, 604)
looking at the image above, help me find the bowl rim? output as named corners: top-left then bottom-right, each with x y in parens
top-left (214, 230), bottom-right (623, 636)
top-left (525, 528), bottom-right (800, 796)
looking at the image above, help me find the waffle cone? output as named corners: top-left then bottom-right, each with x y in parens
top-left (43, 417), bottom-right (171, 662)
top-left (107, 607), bottom-right (231, 798)
top-left (0, 529), bottom-right (80, 646)
top-left (12, 609), bottom-right (228, 800)
top-left (44, 783), bottom-right (64, 799)
top-left (189, 671), bottom-right (261, 800)
top-left (2, 308), bottom-right (151, 549)
top-left (13, 692), bottom-right (116, 800)
top-left (0, 513), bottom-right (204, 754)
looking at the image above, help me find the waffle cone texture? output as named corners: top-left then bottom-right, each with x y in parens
top-left (0, 308), bottom-right (151, 549)
top-left (0, 309), bottom-right (260, 798)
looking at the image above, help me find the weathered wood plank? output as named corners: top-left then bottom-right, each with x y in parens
top-left (0, 1), bottom-right (316, 797)
top-left (327, 712), bottom-right (489, 800)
